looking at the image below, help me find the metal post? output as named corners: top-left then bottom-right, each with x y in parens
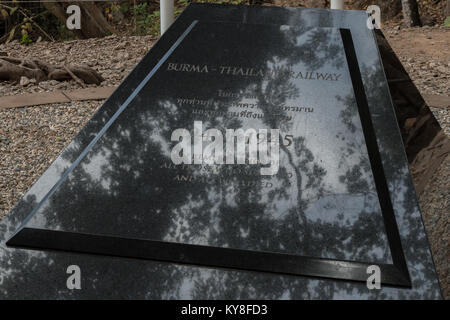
top-left (330, 0), bottom-right (344, 9)
top-left (160, 0), bottom-right (174, 35)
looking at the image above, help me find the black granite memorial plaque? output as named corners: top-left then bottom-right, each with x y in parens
top-left (0, 4), bottom-right (442, 299)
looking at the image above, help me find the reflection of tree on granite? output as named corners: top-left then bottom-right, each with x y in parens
top-left (182, 27), bottom-right (390, 298)
top-left (0, 193), bottom-right (185, 299)
top-left (0, 26), bottom-right (366, 299)
top-left (332, 65), bottom-right (442, 299)
top-left (335, 73), bottom-right (392, 262)
top-left (363, 64), bottom-right (442, 299)
top-left (0, 195), bottom-right (68, 299)
top-left (0, 22), bottom-right (440, 299)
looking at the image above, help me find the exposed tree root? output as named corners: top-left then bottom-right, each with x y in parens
top-left (0, 56), bottom-right (104, 85)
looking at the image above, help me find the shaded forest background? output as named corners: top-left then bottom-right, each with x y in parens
top-left (0, 0), bottom-right (448, 45)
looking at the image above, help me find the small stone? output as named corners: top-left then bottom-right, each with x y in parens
top-left (19, 76), bottom-right (30, 86)
top-left (114, 43), bottom-right (126, 50)
top-left (116, 62), bottom-right (127, 71)
top-left (437, 66), bottom-right (448, 74)
top-left (56, 82), bottom-right (67, 90)
top-left (38, 81), bottom-right (50, 89)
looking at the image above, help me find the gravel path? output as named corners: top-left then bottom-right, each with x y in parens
top-left (385, 26), bottom-right (450, 97)
top-left (0, 34), bottom-right (155, 95)
top-left (1, 35), bottom-right (156, 219)
top-left (0, 100), bottom-right (103, 217)
top-left (0, 28), bottom-right (449, 298)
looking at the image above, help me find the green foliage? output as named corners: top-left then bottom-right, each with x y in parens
top-left (19, 33), bottom-right (32, 45)
top-left (130, 2), bottom-right (160, 36)
top-left (444, 16), bottom-right (450, 27)
top-left (19, 21), bottom-right (33, 45)
top-left (0, 0), bottom-right (263, 44)
top-left (148, 10), bottom-right (161, 36)
top-left (120, 2), bottom-right (131, 14)
top-left (0, 2), bottom-right (54, 44)
top-left (57, 24), bottom-right (76, 42)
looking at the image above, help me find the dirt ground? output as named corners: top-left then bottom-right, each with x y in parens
top-left (387, 27), bottom-right (449, 64)
top-left (385, 25), bottom-right (450, 96)
top-left (386, 25), bottom-right (449, 299)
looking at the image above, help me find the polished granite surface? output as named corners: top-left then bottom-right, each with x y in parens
top-left (0, 4), bottom-right (441, 299)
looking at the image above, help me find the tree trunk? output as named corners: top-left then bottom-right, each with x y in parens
top-left (75, 1), bottom-right (116, 38)
top-left (40, 0), bottom-right (115, 39)
top-left (401, 0), bottom-right (421, 27)
top-left (354, 0), bottom-right (403, 22)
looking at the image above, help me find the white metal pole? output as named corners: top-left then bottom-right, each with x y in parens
top-left (160, 0), bottom-right (174, 35)
top-left (330, 0), bottom-right (344, 9)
